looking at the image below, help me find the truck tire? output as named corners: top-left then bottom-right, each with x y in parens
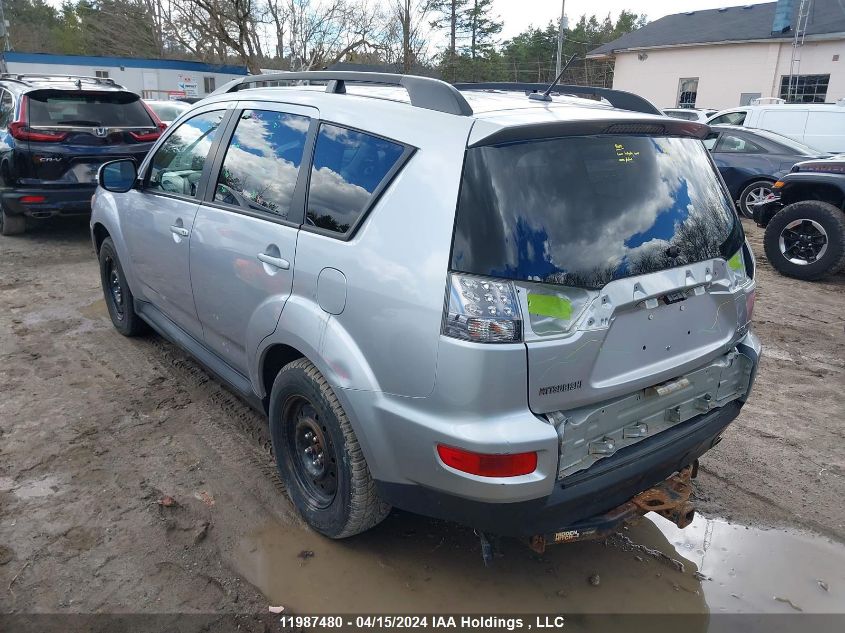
top-left (0, 208), bottom-right (25, 236)
top-left (738, 179), bottom-right (774, 219)
top-left (269, 358), bottom-right (390, 538)
top-left (763, 200), bottom-right (845, 280)
top-left (98, 237), bottom-right (147, 336)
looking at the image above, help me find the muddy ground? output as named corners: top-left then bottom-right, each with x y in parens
top-left (0, 217), bottom-right (843, 629)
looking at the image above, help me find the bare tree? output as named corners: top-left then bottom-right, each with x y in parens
top-left (392, 0), bottom-right (432, 73)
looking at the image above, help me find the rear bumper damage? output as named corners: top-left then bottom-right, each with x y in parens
top-left (376, 398), bottom-right (742, 538)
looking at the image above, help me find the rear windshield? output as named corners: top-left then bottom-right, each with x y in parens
top-left (451, 135), bottom-right (743, 290)
top-left (28, 91), bottom-right (154, 127)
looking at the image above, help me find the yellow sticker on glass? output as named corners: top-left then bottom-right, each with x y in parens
top-left (527, 293), bottom-right (573, 320)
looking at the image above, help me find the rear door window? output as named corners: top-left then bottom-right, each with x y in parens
top-left (147, 110), bottom-right (225, 198)
top-left (714, 133), bottom-right (764, 153)
top-left (709, 111), bottom-right (747, 126)
top-left (214, 109), bottom-right (310, 220)
top-left (306, 123), bottom-right (406, 235)
top-left (452, 135), bottom-right (742, 290)
top-left (27, 91), bottom-right (154, 127)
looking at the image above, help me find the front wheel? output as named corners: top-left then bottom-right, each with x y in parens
top-left (763, 200), bottom-right (845, 280)
top-left (738, 180), bottom-right (774, 219)
top-left (269, 358), bottom-right (390, 538)
top-left (98, 237), bottom-right (147, 336)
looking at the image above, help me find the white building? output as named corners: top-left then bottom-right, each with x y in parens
top-left (587, 0), bottom-right (845, 110)
top-left (0, 52), bottom-right (248, 99)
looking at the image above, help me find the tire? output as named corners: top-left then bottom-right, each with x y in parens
top-left (0, 208), bottom-right (25, 236)
top-left (763, 200), bottom-right (845, 280)
top-left (98, 237), bottom-right (147, 336)
top-left (738, 179), bottom-right (774, 219)
top-left (269, 358), bottom-right (390, 538)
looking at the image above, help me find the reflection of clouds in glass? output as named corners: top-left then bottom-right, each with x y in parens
top-left (216, 111), bottom-right (309, 217)
top-left (308, 166), bottom-right (370, 219)
top-left (454, 136), bottom-right (737, 289)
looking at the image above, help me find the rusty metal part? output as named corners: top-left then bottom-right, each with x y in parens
top-left (527, 463), bottom-right (698, 554)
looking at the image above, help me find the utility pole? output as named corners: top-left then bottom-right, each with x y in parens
top-left (555, 0), bottom-right (566, 76)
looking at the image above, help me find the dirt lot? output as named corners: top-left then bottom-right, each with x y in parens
top-left (1, 217), bottom-right (843, 628)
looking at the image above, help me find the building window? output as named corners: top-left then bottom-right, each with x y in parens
top-left (779, 74), bottom-right (830, 103)
top-left (677, 77), bottom-right (698, 108)
top-left (95, 70), bottom-right (109, 79)
top-left (203, 76), bottom-right (216, 93)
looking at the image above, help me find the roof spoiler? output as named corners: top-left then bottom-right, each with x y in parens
top-left (211, 71), bottom-right (474, 117)
top-left (453, 82), bottom-right (661, 116)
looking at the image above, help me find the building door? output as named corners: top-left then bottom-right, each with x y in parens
top-left (740, 93), bottom-right (761, 106)
top-left (142, 71), bottom-right (158, 100)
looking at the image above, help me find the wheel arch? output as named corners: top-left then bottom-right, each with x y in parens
top-left (92, 222), bottom-right (110, 254)
top-left (782, 182), bottom-right (845, 211)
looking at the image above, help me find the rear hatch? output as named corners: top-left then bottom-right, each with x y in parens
top-left (13, 89), bottom-right (161, 186)
top-left (450, 131), bottom-right (747, 414)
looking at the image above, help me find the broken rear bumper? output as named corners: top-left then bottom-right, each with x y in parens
top-left (376, 399), bottom-right (742, 537)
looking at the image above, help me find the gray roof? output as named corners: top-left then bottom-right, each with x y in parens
top-left (588, 0), bottom-right (845, 58)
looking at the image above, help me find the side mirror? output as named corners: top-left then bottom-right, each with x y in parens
top-left (98, 159), bottom-right (137, 193)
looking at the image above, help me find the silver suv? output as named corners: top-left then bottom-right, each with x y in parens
top-left (91, 72), bottom-right (760, 548)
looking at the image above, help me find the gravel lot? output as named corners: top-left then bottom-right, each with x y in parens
top-left (0, 217), bottom-right (843, 627)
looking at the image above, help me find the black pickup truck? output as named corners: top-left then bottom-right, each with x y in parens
top-left (754, 157), bottom-right (845, 280)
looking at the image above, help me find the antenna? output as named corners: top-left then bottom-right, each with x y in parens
top-left (529, 54), bottom-right (579, 102)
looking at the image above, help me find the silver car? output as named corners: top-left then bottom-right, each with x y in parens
top-left (91, 72), bottom-right (760, 550)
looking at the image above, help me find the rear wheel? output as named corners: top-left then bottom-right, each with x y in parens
top-left (269, 358), bottom-right (390, 538)
top-left (763, 200), bottom-right (845, 280)
top-left (0, 207), bottom-right (25, 236)
top-left (98, 237), bottom-right (147, 335)
top-left (738, 180), bottom-right (774, 219)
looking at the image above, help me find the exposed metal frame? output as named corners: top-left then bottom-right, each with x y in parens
top-left (213, 71), bottom-right (474, 117)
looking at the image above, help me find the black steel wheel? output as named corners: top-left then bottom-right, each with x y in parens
top-left (284, 396), bottom-right (339, 508)
top-left (98, 237), bottom-right (147, 336)
top-left (269, 358), bottom-right (390, 538)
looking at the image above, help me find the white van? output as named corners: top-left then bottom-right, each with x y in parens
top-left (707, 102), bottom-right (845, 153)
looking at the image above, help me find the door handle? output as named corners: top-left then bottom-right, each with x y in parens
top-left (257, 253), bottom-right (290, 270)
top-left (170, 225), bottom-right (189, 237)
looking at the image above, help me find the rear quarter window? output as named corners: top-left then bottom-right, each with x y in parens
top-left (306, 123), bottom-right (406, 235)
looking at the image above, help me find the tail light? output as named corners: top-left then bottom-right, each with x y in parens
top-left (443, 273), bottom-right (522, 343)
top-left (9, 96), bottom-right (68, 142)
top-left (19, 195), bottom-right (46, 204)
top-left (436, 444), bottom-right (537, 477)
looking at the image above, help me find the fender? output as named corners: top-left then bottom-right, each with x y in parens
top-left (90, 191), bottom-right (148, 304)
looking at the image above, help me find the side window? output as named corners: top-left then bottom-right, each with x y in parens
top-left (147, 110), bottom-right (225, 198)
top-left (714, 134), bottom-right (763, 153)
top-left (214, 109), bottom-right (310, 220)
top-left (0, 90), bottom-right (14, 129)
top-left (307, 124), bottom-right (405, 235)
top-left (709, 111), bottom-right (747, 126)
top-left (703, 133), bottom-right (720, 151)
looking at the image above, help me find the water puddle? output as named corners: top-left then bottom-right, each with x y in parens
top-left (232, 511), bottom-right (844, 617)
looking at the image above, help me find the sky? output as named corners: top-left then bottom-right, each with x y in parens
top-left (494, 0), bottom-right (773, 39)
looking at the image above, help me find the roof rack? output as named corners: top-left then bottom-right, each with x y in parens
top-left (212, 71), bottom-right (474, 116)
top-left (0, 73), bottom-right (124, 89)
top-left (452, 82), bottom-right (661, 115)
